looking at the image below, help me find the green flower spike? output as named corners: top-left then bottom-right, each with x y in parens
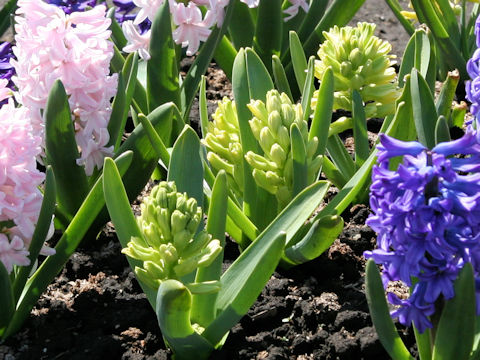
top-left (312, 22), bottom-right (401, 119)
top-left (246, 90), bottom-right (322, 207)
top-left (202, 98), bottom-right (244, 198)
top-left (122, 181), bottom-right (222, 292)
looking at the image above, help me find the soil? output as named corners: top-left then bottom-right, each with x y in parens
top-left (0, 1), bottom-right (421, 359)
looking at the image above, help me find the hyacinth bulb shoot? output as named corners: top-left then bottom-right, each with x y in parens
top-left (365, 132), bottom-right (480, 332)
top-left (122, 182), bottom-right (222, 290)
top-left (313, 22), bottom-right (401, 119)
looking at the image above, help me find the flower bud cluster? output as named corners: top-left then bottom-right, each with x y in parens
top-left (122, 181), bottom-right (222, 290)
top-left (246, 90), bottom-right (322, 206)
top-left (313, 22), bottom-right (401, 119)
top-left (0, 99), bottom-right (55, 274)
top-left (365, 132), bottom-right (480, 333)
top-left (202, 97), bottom-right (244, 198)
top-left (12, 0), bottom-right (118, 175)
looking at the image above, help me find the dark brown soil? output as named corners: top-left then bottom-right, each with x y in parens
top-left (0, 2), bottom-right (417, 359)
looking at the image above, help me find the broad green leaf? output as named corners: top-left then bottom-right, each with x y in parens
top-left (213, 36), bottom-right (237, 81)
top-left (12, 167), bottom-right (56, 302)
top-left (103, 157), bottom-right (156, 306)
top-left (227, 0), bottom-right (255, 49)
top-left (289, 31), bottom-right (308, 95)
top-left (321, 156), bottom-right (348, 189)
top-left (245, 48), bottom-right (274, 101)
top-left (6, 152), bottom-right (134, 339)
top-left (296, 0), bottom-right (329, 42)
top-left (191, 171), bottom-right (228, 327)
top-left (352, 90), bottom-right (369, 168)
top-left (411, 69), bottom-right (437, 149)
top-left (147, 0), bottom-right (180, 123)
top-left (414, 29), bottom-right (431, 81)
top-left (272, 55), bottom-right (293, 101)
top-left (309, 67), bottom-right (334, 158)
top-left (199, 76), bottom-right (209, 138)
top-left (156, 280), bottom-right (215, 358)
top-left (168, 126), bottom-right (204, 207)
top-left (290, 123), bottom-right (308, 197)
top-left (182, 0), bottom-right (235, 118)
top-left (44, 80), bottom-right (88, 220)
top-left (253, 0), bottom-right (283, 73)
top-left (202, 232), bottom-right (285, 346)
top-left (106, 7), bottom-right (127, 49)
top-left (398, 32), bottom-right (417, 88)
top-left (0, 261), bottom-right (14, 337)
top-left (365, 260), bottom-right (414, 360)
top-left (284, 215), bottom-right (343, 265)
top-left (326, 134), bottom-right (356, 182)
top-left (107, 72), bottom-right (126, 147)
top-left (435, 115), bottom-right (451, 145)
top-left (433, 263), bottom-right (475, 360)
top-left (414, 325), bottom-right (432, 360)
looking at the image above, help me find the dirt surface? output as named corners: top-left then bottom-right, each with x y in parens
top-left (0, 1), bottom-right (420, 359)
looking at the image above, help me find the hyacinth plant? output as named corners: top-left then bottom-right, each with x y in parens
top-left (384, 0), bottom-right (480, 81)
top-left (103, 125), bottom-right (334, 358)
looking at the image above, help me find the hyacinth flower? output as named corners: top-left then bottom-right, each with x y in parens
top-left (203, 90), bottom-right (322, 210)
top-left (0, 90), bottom-right (57, 338)
top-left (0, 42), bottom-right (15, 105)
top-left (466, 14), bottom-right (480, 135)
top-left (313, 22), bottom-right (401, 123)
top-left (103, 122), bottom-right (338, 357)
top-left (365, 132), bottom-right (480, 358)
top-left (12, 0), bottom-right (118, 176)
top-left (122, 181), bottom-right (222, 291)
top-left (45, 0), bottom-right (98, 13)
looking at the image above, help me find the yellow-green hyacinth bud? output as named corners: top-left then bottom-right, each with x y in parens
top-left (202, 97), bottom-right (244, 197)
top-left (312, 22), bottom-right (401, 119)
top-left (245, 90), bottom-right (320, 207)
top-left (122, 181), bottom-right (222, 291)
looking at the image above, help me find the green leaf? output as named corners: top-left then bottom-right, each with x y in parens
top-left (191, 171), bottom-right (228, 328)
top-left (227, 0), bottom-right (255, 49)
top-left (253, 0), bottom-right (283, 73)
top-left (5, 152), bottom-right (134, 340)
top-left (309, 67), bottom-right (334, 159)
top-left (289, 31), bottom-right (308, 95)
top-left (433, 263), bottom-right (476, 360)
top-left (352, 90), bottom-right (369, 168)
top-left (147, 0), bottom-right (180, 121)
top-left (106, 7), bottom-right (127, 49)
top-left (414, 325), bottom-right (432, 360)
top-left (365, 260), bottom-right (414, 360)
top-left (168, 126), bottom-right (204, 207)
top-left (12, 167), bottom-right (56, 302)
top-left (138, 113), bottom-right (170, 170)
top-left (384, 0), bottom-right (415, 36)
top-left (326, 134), bottom-right (356, 182)
top-left (44, 80), bottom-right (88, 220)
top-left (272, 55), bottom-right (293, 101)
top-left (107, 72), bottom-right (126, 147)
top-left (300, 56), bottom-right (316, 122)
top-left (245, 48), bottom-right (274, 101)
top-left (284, 215), bottom-right (343, 265)
top-left (212, 36), bottom-right (237, 81)
top-left (103, 157), bottom-right (157, 306)
top-left (296, 0), bottom-right (329, 42)
top-left (290, 123), bottom-right (308, 197)
top-left (411, 69), bottom-right (437, 149)
top-left (0, 261), bottom-right (14, 337)
top-left (202, 232), bottom-right (285, 346)
top-left (436, 70), bottom-right (460, 119)
top-left (0, 0), bottom-right (16, 37)
top-left (435, 115), bottom-right (451, 145)
top-left (156, 280), bottom-right (215, 358)
top-left (199, 76), bottom-right (209, 139)
top-left (182, 0), bottom-right (235, 119)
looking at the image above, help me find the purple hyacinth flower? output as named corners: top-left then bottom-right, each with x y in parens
top-left (45, 0), bottom-right (98, 14)
top-left (366, 133), bottom-right (480, 332)
top-left (112, 0), bottom-right (151, 33)
top-left (0, 42), bottom-right (15, 105)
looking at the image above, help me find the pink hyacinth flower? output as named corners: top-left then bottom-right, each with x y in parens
top-left (0, 234), bottom-right (30, 273)
top-left (171, 1), bottom-right (215, 56)
top-left (122, 21), bottom-right (151, 60)
top-left (0, 79), bottom-right (12, 103)
top-left (12, 0), bottom-right (117, 176)
top-left (284, 0), bottom-right (309, 22)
